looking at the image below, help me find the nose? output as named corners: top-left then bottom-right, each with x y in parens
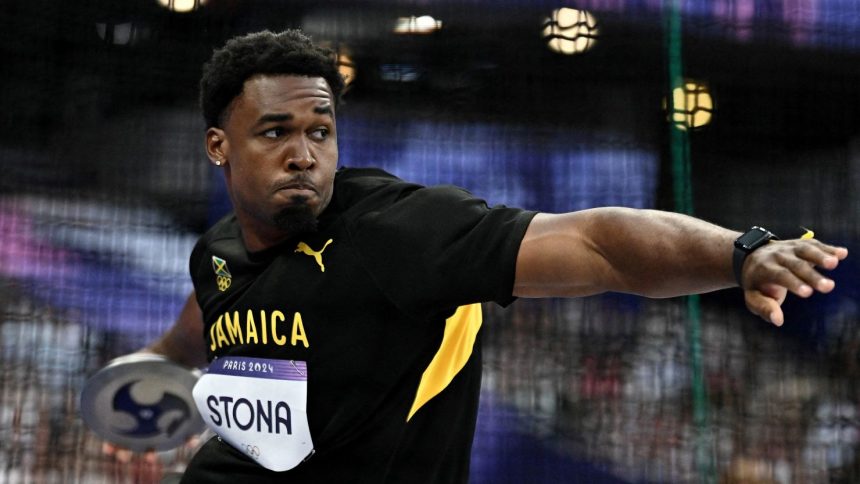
top-left (285, 137), bottom-right (315, 171)
top-left (287, 156), bottom-right (314, 171)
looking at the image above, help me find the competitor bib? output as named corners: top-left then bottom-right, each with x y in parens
top-left (192, 357), bottom-right (314, 472)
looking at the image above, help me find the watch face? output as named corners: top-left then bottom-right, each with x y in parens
top-left (736, 227), bottom-right (772, 251)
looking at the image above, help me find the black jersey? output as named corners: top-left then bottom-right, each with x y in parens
top-left (182, 167), bottom-right (536, 483)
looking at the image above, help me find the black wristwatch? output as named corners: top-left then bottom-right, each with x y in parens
top-left (733, 226), bottom-right (779, 288)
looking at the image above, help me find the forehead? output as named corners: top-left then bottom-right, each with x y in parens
top-left (231, 75), bottom-right (334, 119)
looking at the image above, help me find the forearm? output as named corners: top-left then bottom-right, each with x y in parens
top-left (514, 208), bottom-right (739, 298)
top-left (143, 291), bottom-right (208, 368)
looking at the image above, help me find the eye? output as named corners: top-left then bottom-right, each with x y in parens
top-left (262, 127), bottom-right (285, 139)
top-left (309, 127), bottom-right (330, 141)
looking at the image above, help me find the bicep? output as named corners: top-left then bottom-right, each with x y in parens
top-left (513, 211), bottom-right (617, 298)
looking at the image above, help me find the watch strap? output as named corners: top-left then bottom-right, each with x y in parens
top-left (732, 246), bottom-right (747, 288)
top-left (733, 226), bottom-right (779, 288)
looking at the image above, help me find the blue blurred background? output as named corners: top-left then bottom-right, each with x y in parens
top-left (1, 0), bottom-right (859, 482)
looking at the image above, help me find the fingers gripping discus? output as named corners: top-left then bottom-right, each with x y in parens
top-left (80, 353), bottom-right (206, 451)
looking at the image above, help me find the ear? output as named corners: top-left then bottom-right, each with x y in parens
top-left (206, 127), bottom-right (229, 166)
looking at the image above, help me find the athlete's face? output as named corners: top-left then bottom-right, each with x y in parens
top-left (206, 75), bottom-right (338, 251)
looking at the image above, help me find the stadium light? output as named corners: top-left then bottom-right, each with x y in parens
top-left (665, 80), bottom-right (714, 130)
top-left (338, 52), bottom-right (357, 87)
top-left (394, 15), bottom-right (442, 34)
top-left (96, 23), bottom-right (148, 45)
top-left (156, 0), bottom-right (207, 13)
top-left (543, 8), bottom-right (599, 55)
top-left (318, 41), bottom-right (357, 88)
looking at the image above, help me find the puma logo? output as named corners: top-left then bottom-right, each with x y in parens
top-left (295, 239), bottom-right (333, 272)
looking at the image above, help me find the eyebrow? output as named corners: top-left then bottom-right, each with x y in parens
top-left (314, 105), bottom-right (333, 116)
top-left (254, 113), bottom-right (293, 128)
top-left (252, 105), bottom-right (334, 129)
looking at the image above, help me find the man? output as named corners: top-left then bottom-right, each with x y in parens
top-left (136, 30), bottom-right (846, 482)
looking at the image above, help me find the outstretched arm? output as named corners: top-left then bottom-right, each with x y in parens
top-left (513, 208), bottom-right (848, 325)
top-left (142, 291), bottom-right (208, 368)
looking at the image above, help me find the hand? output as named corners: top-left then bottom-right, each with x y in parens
top-left (741, 238), bottom-right (848, 326)
top-left (101, 435), bottom-right (202, 482)
top-left (93, 344), bottom-right (206, 480)
top-left (101, 440), bottom-right (160, 467)
top-left (101, 441), bottom-right (167, 484)
top-left (101, 435), bottom-right (201, 460)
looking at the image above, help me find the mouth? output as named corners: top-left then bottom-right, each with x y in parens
top-left (274, 179), bottom-right (318, 198)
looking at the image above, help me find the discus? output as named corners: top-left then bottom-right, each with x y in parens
top-left (80, 353), bottom-right (206, 451)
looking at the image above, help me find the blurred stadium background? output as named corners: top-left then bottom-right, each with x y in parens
top-left (1, 0), bottom-right (859, 482)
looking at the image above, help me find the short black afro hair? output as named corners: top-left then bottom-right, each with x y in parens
top-left (199, 29), bottom-right (345, 128)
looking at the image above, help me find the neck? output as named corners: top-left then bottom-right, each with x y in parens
top-left (236, 214), bottom-right (292, 253)
top-left (244, 231), bottom-right (292, 253)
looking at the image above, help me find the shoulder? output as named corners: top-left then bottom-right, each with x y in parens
top-left (199, 213), bottom-right (241, 245)
top-left (333, 167), bottom-right (420, 198)
top-left (336, 166), bottom-right (482, 203)
top-left (333, 167), bottom-right (492, 219)
top-left (330, 167), bottom-right (423, 216)
top-left (190, 214), bottom-right (240, 269)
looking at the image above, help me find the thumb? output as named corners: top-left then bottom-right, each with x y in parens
top-left (745, 286), bottom-right (787, 326)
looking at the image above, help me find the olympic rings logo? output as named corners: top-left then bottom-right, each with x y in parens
top-left (240, 443), bottom-right (261, 458)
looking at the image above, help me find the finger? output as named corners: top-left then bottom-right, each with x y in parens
top-left (773, 252), bottom-right (834, 295)
top-left (808, 239), bottom-right (849, 261)
top-left (750, 284), bottom-right (786, 323)
top-left (185, 435), bottom-right (201, 449)
top-left (756, 261), bottom-right (815, 298)
top-left (102, 442), bottom-right (116, 455)
top-left (115, 448), bottom-right (133, 463)
top-left (794, 241), bottom-right (847, 270)
top-left (745, 287), bottom-right (786, 326)
top-left (818, 244), bottom-right (849, 263)
top-left (144, 450), bottom-right (159, 464)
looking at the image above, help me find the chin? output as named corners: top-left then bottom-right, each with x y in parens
top-left (272, 200), bottom-right (318, 235)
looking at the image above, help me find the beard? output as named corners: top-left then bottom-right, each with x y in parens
top-left (272, 195), bottom-right (318, 235)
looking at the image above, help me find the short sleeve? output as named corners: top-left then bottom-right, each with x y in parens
top-left (347, 185), bottom-right (537, 316)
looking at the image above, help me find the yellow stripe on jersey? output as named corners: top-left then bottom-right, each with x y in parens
top-left (407, 303), bottom-right (482, 422)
